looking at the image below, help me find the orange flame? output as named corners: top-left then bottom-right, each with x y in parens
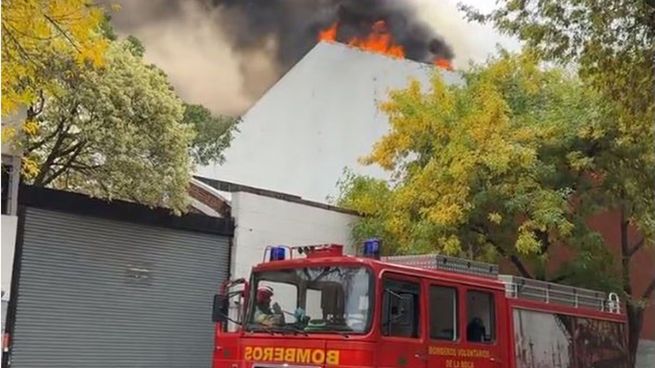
top-left (319, 20), bottom-right (404, 59)
top-left (318, 22), bottom-right (338, 42)
top-left (433, 58), bottom-right (453, 71)
top-left (318, 20), bottom-right (452, 70)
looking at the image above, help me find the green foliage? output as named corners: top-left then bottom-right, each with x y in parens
top-left (460, 0), bottom-right (655, 245)
top-left (4, 5), bottom-right (236, 213)
top-left (22, 40), bottom-right (195, 212)
top-left (1, 0), bottom-right (108, 116)
top-left (125, 35), bottom-right (145, 58)
top-left (335, 168), bottom-right (394, 251)
top-left (183, 104), bottom-right (239, 166)
top-left (338, 49), bottom-right (653, 288)
top-left (339, 53), bottom-right (603, 264)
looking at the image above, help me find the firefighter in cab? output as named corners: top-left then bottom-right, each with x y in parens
top-left (254, 285), bottom-right (285, 326)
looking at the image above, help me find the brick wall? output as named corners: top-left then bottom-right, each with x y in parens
top-left (586, 210), bottom-right (655, 340)
top-left (188, 182), bottom-right (230, 217)
top-left (499, 209), bottom-right (654, 341)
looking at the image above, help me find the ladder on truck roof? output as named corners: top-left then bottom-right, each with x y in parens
top-left (383, 254), bottom-right (499, 278)
top-left (384, 254), bottom-right (621, 314)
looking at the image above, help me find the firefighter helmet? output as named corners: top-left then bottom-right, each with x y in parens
top-left (257, 285), bottom-right (274, 303)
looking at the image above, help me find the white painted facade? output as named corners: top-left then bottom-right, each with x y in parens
top-left (1, 214), bottom-right (18, 360)
top-left (229, 190), bottom-right (359, 280)
top-left (198, 42), bottom-right (462, 202)
top-left (2, 112), bottom-right (24, 362)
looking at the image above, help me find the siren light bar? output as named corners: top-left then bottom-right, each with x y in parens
top-left (262, 244), bottom-right (345, 262)
top-left (362, 238), bottom-right (381, 259)
top-left (263, 245), bottom-right (291, 262)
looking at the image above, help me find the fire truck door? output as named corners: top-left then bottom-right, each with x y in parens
top-left (425, 281), bottom-right (465, 368)
top-left (459, 288), bottom-right (505, 368)
top-left (377, 275), bottom-right (427, 368)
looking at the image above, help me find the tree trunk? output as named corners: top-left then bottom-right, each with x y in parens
top-left (620, 206), bottom-right (643, 368)
top-left (626, 304), bottom-right (644, 368)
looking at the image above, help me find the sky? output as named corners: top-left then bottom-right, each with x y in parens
top-left (109, 0), bottom-right (521, 118)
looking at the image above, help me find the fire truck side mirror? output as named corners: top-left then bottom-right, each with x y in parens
top-left (212, 294), bottom-right (229, 323)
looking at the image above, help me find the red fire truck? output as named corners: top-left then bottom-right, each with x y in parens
top-left (212, 241), bottom-right (628, 368)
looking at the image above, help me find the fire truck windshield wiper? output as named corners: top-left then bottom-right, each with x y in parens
top-left (246, 323), bottom-right (276, 335)
top-left (279, 324), bottom-right (309, 336)
top-left (246, 323), bottom-right (308, 336)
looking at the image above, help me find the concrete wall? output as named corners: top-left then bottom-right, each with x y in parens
top-left (637, 339), bottom-right (655, 368)
top-left (1, 215), bottom-right (18, 341)
top-left (229, 191), bottom-right (359, 279)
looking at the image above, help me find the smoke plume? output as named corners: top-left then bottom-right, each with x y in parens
top-left (213, 0), bottom-right (453, 66)
top-left (110, 0), bottom-right (455, 116)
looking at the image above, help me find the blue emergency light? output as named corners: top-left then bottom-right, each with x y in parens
top-left (269, 246), bottom-right (287, 261)
top-left (363, 238), bottom-right (381, 259)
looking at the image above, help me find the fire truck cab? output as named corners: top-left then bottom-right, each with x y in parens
top-left (212, 242), bottom-right (628, 368)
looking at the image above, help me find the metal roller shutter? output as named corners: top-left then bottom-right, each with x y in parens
top-left (11, 207), bottom-right (230, 368)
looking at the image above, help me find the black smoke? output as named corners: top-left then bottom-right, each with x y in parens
top-left (108, 0), bottom-right (454, 115)
top-left (211, 0), bottom-right (454, 68)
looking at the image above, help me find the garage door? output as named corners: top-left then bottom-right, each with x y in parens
top-left (10, 207), bottom-right (230, 368)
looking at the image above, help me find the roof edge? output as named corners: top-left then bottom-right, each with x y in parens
top-left (194, 176), bottom-right (361, 217)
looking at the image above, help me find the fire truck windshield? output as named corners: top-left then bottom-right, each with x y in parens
top-left (246, 266), bottom-right (372, 334)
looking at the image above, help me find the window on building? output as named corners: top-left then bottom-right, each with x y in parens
top-left (381, 278), bottom-right (420, 338)
top-left (466, 290), bottom-right (495, 343)
top-left (430, 285), bottom-right (458, 341)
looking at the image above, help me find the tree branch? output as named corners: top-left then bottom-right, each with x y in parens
top-left (548, 272), bottom-right (572, 283)
top-left (508, 254), bottom-right (533, 279)
top-left (68, 162), bottom-right (101, 171)
top-left (33, 129), bottom-right (69, 185)
top-left (1, 24), bottom-right (41, 66)
top-left (56, 140), bottom-right (85, 157)
top-left (620, 206), bottom-right (633, 296)
top-left (643, 277), bottom-right (655, 301)
top-left (25, 90), bottom-right (46, 121)
top-left (470, 224), bottom-right (533, 279)
top-left (43, 15), bottom-right (82, 53)
top-left (26, 117), bottom-right (67, 153)
top-left (40, 141), bottom-right (85, 186)
top-left (536, 230), bottom-right (551, 254)
top-left (31, 102), bottom-right (81, 183)
top-left (627, 236), bottom-right (646, 257)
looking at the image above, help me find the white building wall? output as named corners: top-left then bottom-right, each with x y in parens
top-left (199, 42), bottom-right (462, 202)
top-left (1, 215), bottom-right (18, 341)
top-left (229, 191), bottom-right (359, 280)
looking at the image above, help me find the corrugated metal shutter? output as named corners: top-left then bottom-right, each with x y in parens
top-left (11, 207), bottom-right (230, 368)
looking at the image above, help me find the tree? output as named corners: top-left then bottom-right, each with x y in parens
top-left (458, 1), bottom-right (655, 365)
top-left (336, 52), bottom-right (654, 366)
top-left (183, 104), bottom-right (239, 166)
top-left (21, 39), bottom-right (194, 213)
top-left (1, 0), bottom-right (108, 117)
top-left (4, 4), bottom-right (238, 213)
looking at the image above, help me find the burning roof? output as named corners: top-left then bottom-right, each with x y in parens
top-left (318, 20), bottom-right (453, 70)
